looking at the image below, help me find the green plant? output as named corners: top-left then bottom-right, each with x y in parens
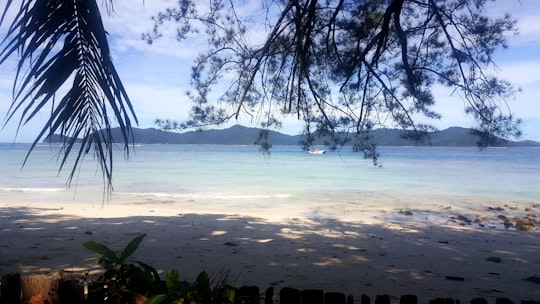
top-left (146, 270), bottom-right (235, 304)
top-left (83, 234), bottom-right (161, 303)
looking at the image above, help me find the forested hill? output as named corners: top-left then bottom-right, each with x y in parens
top-left (45, 125), bottom-right (539, 147)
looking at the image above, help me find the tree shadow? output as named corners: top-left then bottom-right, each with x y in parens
top-left (0, 205), bottom-right (539, 302)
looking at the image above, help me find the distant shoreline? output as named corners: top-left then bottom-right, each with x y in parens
top-left (41, 125), bottom-right (540, 147)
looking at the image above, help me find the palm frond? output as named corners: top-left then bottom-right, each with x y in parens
top-left (1, 0), bottom-right (137, 194)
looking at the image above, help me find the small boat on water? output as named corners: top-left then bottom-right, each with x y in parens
top-left (307, 149), bottom-right (326, 155)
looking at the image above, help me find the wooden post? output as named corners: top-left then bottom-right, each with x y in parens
top-left (1, 273), bottom-right (22, 304)
top-left (58, 278), bottom-right (86, 304)
top-left (471, 298), bottom-right (488, 304)
top-left (429, 298), bottom-right (455, 304)
top-left (375, 294), bottom-right (391, 304)
top-left (279, 287), bottom-right (301, 304)
top-left (324, 292), bottom-right (347, 304)
top-left (361, 294), bottom-right (371, 304)
top-left (264, 287), bottom-right (274, 304)
top-left (301, 289), bottom-right (324, 304)
top-left (400, 295), bottom-right (418, 304)
top-left (20, 274), bottom-right (60, 304)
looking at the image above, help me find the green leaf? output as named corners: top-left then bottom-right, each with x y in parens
top-left (83, 241), bottom-right (118, 262)
top-left (135, 260), bottom-right (161, 282)
top-left (194, 271), bottom-right (211, 299)
top-left (166, 269), bottom-right (181, 292)
top-left (144, 294), bottom-right (167, 304)
top-left (120, 234), bottom-right (146, 262)
top-left (222, 285), bottom-right (236, 303)
top-left (195, 271), bottom-right (210, 288)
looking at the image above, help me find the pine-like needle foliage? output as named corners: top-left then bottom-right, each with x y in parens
top-left (148, 0), bottom-right (521, 155)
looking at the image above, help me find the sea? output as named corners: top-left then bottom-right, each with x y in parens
top-left (1, 143), bottom-right (539, 214)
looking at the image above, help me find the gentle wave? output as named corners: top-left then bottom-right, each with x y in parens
top-left (0, 187), bottom-right (65, 193)
top-left (116, 191), bottom-right (292, 200)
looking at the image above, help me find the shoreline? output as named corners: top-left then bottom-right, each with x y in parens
top-left (1, 200), bottom-right (539, 302)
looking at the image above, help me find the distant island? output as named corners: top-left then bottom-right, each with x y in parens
top-left (44, 125), bottom-right (540, 147)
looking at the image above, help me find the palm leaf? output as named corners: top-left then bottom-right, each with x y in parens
top-left (0, 0), bottom-right (137, 193)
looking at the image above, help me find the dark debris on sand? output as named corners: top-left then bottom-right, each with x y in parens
top-left (449, 203), bottom-right (540, 231)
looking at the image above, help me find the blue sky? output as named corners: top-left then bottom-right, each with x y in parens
top-left (1, 0), bottom-right (539, 143)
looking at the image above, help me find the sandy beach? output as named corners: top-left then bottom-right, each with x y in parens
top-left (1, 200), bottom-right (539, 303)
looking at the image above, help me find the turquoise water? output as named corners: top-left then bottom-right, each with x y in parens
top-left (1, 143), bottom-right (539, 208)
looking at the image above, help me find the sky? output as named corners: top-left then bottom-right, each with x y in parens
top-left (1, 0), bottom-right (539, 143)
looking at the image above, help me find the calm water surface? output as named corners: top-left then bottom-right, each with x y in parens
top-left (1, 144), bottom-right (539, 208)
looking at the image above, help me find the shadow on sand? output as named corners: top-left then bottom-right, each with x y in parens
top-left (0, 205), bottom-right (539, 302)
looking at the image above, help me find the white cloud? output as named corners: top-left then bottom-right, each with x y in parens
top-left (102, 1), bottom-right (205, 58)
top-left (488, 0), bottom-right (540, 46)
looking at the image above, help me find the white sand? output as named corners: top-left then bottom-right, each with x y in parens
top-left (1, 200), bottom-right (539, 303)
